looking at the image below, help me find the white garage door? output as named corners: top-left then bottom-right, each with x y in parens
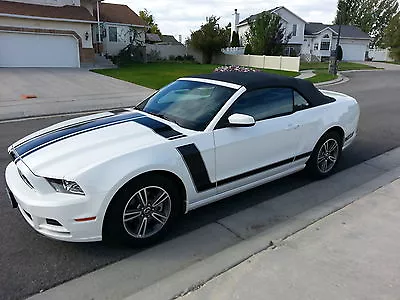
top-left (0, 32), bottom-right (79, 67)
top-left (341, 43), bottom-right (367, 61)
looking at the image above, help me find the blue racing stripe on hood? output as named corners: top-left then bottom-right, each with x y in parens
top-left (14, 112), bottom-right (144, 158)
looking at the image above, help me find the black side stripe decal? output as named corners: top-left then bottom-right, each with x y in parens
top-left (133, 117), bottom-right (187, 140)
top-left (218, 151), bottom-right (312, 186)
top-left (295, 152), bottom-right (312, 160)
top-left (177, 143), bottom-right (312, 193)
top-left (176, 144), bottom-right (215, 192)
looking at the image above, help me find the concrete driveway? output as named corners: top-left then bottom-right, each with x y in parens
top-left (0, 68), bottom-right (154, 120)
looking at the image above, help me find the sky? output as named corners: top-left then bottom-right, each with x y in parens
top-left (105, 0), bottom-right (339, 41)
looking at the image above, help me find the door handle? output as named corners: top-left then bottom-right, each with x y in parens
top-left (286, 124), bottom-right (300, 130)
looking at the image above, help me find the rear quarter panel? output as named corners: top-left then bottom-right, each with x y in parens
top-left (296, 90), bottom-right (359, 156)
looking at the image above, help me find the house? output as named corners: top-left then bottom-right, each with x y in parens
top-left (0, 0), bottom-right (146, 67)
top-left (145, 33), bottom-right (162, 44)
top-left (0, 0), bottom-right (97, 67)
top-left (302, 23), bottom-right (370, 61)
top-left (94, 2), bottom-right (147, 56)
top-left (233, 6), bottom-right (371, 61)
top-left (157, 35), bottom-right (183, 46)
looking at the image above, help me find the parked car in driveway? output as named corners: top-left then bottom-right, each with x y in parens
top-left (5, 72), bottom-right (359, 246)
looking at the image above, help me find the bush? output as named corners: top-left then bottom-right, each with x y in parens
top-left (183, 54), bottom-right (195, 61)
top-left (168, 55), bottom-right (176, 61)
top-left (114, 45), bottom-right (146, 66)
top-left (231, 31), bottom-right (240, 47)
top-left (175, 55), bottom-right (184, 61)
top-left (390, 47), bottom-right (400, 61)
top-left (147, 49), bottom-right (161, 62)
top-left (336, 45), bottom-right (343, 61)
top-left (244, 44), bottom-right (252, 55)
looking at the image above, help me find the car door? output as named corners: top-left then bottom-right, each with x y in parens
top-left (213, 87), bottom-right (302, 194)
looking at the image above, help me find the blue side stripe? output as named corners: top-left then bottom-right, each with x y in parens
top-left (14, 112), bottom-right (144, 158)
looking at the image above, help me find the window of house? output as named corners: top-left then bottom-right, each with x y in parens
top-left (292, 24), bottom-right (297, 37)
top-left (320, 41), bottom-right (331, 50)
top-left (228, 88), bottom-right (294, 121)
top-left (323, 34), bottom-right (330, 38)
top-left (314, 43), bottom-right (319, 50)
top-left (109, 27), bottom-right (117, 42)
top-left (294, 91), bottom-right (310, 111)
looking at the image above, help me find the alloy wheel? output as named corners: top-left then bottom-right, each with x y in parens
top-left (317, 138), bottom-right (339, 174)
top-left (122, 186), bottom-right (171, 239)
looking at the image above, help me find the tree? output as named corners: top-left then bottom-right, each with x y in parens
top-left (231, 31), bottom-right (240, 47)
top-left (334, 0), bottom-right (399, 46)
top-left (245, 12), bottom-right (288, 56)
top-left (139, 9), bottom-right (162, 36)
top-left (383, 12), bottom-right (400, 60)
top-left (188, 16), bottom-right (230, 64)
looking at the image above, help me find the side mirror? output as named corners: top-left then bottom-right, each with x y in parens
top-left (228, 113), bottom-right (255, 127)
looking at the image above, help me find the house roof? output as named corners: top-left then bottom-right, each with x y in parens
top-left (305, 23), bottom-right (370, 39)
top-left (146, 33), bottom-right (162, 42)
top-left (97, 3), bottom-right (146, 26)
top-left (238, 6), bottom-right (307, 27)
top-left (0, 0), bottom-right (95, 21)
top-left (159, 35), bottom-right (182, 45)
top-left (238, 6), bottom-right (279, 26)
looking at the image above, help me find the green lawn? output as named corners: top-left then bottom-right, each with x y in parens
top-left (306, 70), bottom-right (338, 83)
top-left (300, 61), bottom-right (376, 71)
top-left (94, 62), bottom-right (299, 89)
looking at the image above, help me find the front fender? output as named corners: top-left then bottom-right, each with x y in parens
top-left (76, 143), bottom-right (197, 225)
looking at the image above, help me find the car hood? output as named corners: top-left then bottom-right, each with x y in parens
top-left (9, 109), bottom-right (185, 178)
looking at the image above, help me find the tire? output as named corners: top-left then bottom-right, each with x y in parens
top-left (306, 131), bottom-right (342, 179)
top-left (103, 174), bottom-right (182, 247)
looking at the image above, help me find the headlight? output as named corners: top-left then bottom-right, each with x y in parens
top-left (46, 178), bottom-right (85, 195)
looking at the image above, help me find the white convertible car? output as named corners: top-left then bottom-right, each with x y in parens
top-left (5, 72), bottom-right (359, 245)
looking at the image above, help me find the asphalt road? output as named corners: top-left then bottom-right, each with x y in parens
top-left (1, 70), bottom-right (399, 300)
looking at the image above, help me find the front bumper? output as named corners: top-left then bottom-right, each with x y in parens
top-left (5, 162), bottom-right (103, 242)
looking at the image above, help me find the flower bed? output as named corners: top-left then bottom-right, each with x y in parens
top-left (214, 65), bottom-right (260, 73)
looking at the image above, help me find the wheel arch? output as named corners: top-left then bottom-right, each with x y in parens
top-left (322, 125), bottom-right (345, 146)
top-left (103, 170), bottom-right (188, 223)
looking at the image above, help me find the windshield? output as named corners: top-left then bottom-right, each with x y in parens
top-left (135, 80), bottom-right (236, 131)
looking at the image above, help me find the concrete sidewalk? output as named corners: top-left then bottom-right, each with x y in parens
top-left (177, 178), bottom-right (400, 300)
top-left (357, 61), bottom-right (400, 71)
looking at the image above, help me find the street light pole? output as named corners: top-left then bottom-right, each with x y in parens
top-left (333, 23), bottom-right (342, 75)
top-left (96, 0), bottom-right (102, 55)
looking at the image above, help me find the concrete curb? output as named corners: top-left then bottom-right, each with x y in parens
top-left (315, 72), bottom-right (348, 87)
top-left (127, 164), bottom-right (400, 300)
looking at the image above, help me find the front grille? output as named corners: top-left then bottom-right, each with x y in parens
top-left (46, 219), bottom-right (62, 226)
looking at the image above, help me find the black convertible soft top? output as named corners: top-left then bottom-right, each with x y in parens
top-left (189, 72), bottom-right (335, 107)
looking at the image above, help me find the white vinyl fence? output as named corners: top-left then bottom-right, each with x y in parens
top-left (368, 48), bottom-right (394, 62)
top-left (213, 54), bottom-right (300, 72)
top-left (146, 44), bottom-right (186, 60)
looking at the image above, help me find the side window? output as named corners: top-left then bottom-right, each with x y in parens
top-left (229, 88), bottom-right (294, 121)
top-left (294, 91), bottom-right (310, 111)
